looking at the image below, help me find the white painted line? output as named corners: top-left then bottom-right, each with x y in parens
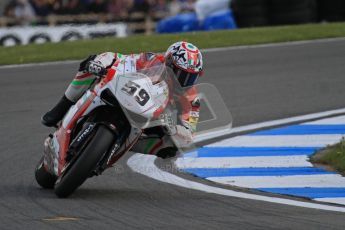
top-left (305, 115), bottom-right (345, 125)
top-left (315, 198), bottom-right (345, 206)
top-left (127, 154), bottom-right (345, 213)
top-left (176, 155), bottom-right (312, 168)
top-left (207, 174), bottom-right (345, 189)
top-left (1, 37), bottom-right (345, 70)
top-left (194, 107), bottom-right (345, 143)
top-left (202, 37), bottom-right (345, 53)
top-left (0, 60), bottom-right (79, 70)
top-left (207, 134), bottom-right (345, 148)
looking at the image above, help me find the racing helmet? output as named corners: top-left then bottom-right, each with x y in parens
top-left (165, 41), bottom-right (203, 87)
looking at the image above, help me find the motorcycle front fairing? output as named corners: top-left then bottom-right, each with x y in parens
top-left (102, 64), bottom-right (198, 152)
top-left (102, 64), bottom-right (170, 126)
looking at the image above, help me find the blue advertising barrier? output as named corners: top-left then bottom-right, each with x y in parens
top-left (202, 9), bottom-right (237, 31)
top-left (157, 9), bottom-right (237, 33)
top-left (156, 13), bottom-right (200, 33)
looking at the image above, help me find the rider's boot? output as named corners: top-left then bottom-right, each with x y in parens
top-left (41, 95), bottom-right (74, 127)
top-left (156, 147), bottom-right (178, 159)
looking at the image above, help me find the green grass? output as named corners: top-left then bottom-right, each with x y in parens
top-left (1, 22), bottom-right (345, 65)
top-left (311, 139), bottom-right (345, 174)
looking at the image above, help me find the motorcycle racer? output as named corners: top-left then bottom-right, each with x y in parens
top-left (42, 41), bottom-right (203, 159)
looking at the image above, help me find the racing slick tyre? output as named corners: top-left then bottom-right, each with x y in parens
top-left (317, 0), bottom-right (345, 22)
top-left (35, 156), bottom-right (57, 189)
top-left (0, 35), bottom-right (22, 46)
top-left (28, 33), bottom-right (51, 44)
top-left (231, 0), bottom-right (269, 27)
top-left (268, 0), bottom-right (317, 25)
top-left (54, 125), bottom-right (114, 198)
top-left (60, 31), bottom-right (83, 42)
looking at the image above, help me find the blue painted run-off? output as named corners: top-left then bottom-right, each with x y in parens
top-left (183, 147), bottom-right (320, 158)
top-left (249, 125), bottom-right (345, 136)
top-left (258, 187), bottom-right (345, 199)
top-left (183, 167), bottom-right (335, 178)
top-left (180, 119), bottom-right (345, 203)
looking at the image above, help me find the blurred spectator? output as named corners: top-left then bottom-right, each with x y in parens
top-left (67, 0), bottom-right (85, 14)
top-left (80, 0), bottom-right (92, 4)
top-left (29, 0), bottom-right (52, 16)
top-left (166, 0), bottom-right (196, 15)
top-left (2, 0), bottom-right (175, 26)
top-left (3, 0), bottom-right (178, 17)
top-left (195, 0), bottom-right (229, 21)
top-left (180, 0), bottom-right (195, 12)
top-left (52, 0), bottom-right (86, 15)
top-left (168, 0), bottom-right (181, 15)
top-left (51, 0), bottom-right (62, 14)
top-left (129, 0), bottom-right (150, 13)
top-left (107, 0), bottom-right (130, 17)
top-left (88, 0), bottom-right (107, 14)
top-left (152, 0), bottom-right (169, 14)
top-left (4, 0), bottom-right (36, 23)
top-left (3, 1), bottom-right (16, 17)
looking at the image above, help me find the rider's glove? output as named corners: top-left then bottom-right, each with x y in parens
top-left (160, 114), bottom-right (193, 146)
top-left (79, 54), bottom-right (97, 71)
top-left (86, 60), bottom-right (108, 77)
top-left (164, 124), bottom-right (193, 148)
top-left (160, 112), bottom-right (177, 135)
top-left (175, 125), bottom-right (193, 143)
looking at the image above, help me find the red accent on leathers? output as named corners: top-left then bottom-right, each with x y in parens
top-left (136, 53), bottom-right (199, 129)
top-left (75, 72), bottom-right (92, 79)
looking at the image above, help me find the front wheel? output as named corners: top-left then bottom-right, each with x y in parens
top-left (54, 125), bottom-right (114, 198)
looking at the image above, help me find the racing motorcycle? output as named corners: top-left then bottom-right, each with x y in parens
top-left (35, 57), bottom-right (184, 198)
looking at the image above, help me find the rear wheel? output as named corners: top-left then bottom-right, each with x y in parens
top-left (54, 125), bottom-right (114, 198)
top-left (35, 156), bottom-right (57, 189)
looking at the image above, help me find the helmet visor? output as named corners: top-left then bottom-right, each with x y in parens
top-left (174, 68), bottom-right (199, 87)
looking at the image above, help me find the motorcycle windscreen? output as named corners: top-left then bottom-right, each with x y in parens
top-left (164, 82), bottom-right (233, 154)
top-left (192, 83), bottom-right (233, 142)
top-left (113, 64), bottom-right (233, 154)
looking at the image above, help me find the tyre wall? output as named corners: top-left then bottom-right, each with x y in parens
top-left (0, 23), bottom-right (128, 47)
top-left (231, 0), bottom-right (345, 28)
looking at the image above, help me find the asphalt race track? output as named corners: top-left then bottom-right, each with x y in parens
top-left (1, 39), bottom-right (345, 229)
